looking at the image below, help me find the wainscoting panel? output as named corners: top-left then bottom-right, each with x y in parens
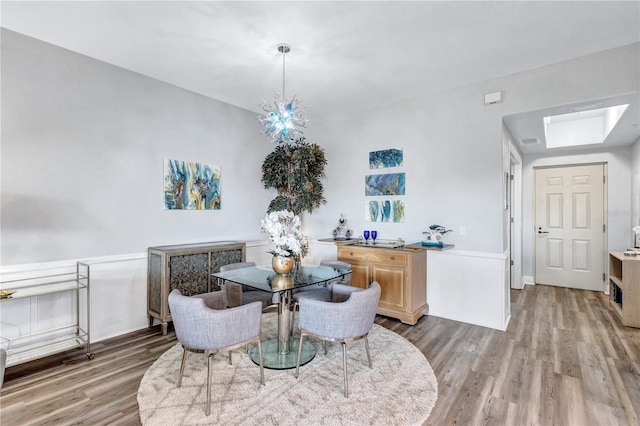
top-left (0, 254), bottom-right (148, 351)
top-left (427, 249), bottom-right (510, 330)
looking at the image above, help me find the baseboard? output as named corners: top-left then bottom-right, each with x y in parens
top-left (428, 311), bottom-right (508, 331)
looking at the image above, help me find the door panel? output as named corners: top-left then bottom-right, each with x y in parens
top-left (547, 193), bottom-right (563, 228)
top-left (535, 164), bottom-right (604, 291)
top-left (349, 262), bottom-right (370, 289)
top-left (372, 264), bottom-right (405, 309)
top-left (546, 239), bottom-right (563, 268)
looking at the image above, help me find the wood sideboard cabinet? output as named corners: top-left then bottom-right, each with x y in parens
top-left (337, 244), bottom-right (427, 325)
top-left (609, 251), bottom-right (640, 328)
top-left (147, 241), bottom-right (245, 334)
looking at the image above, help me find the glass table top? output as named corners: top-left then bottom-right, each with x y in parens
top-left (211, 264), bottom-right (351, 293)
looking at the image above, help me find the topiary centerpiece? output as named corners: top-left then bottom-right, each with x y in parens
top-left (261, 137), bottom-right (326, 215)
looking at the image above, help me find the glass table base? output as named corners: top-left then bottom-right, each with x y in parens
top-left (250, 337), bottom-right (315, 370)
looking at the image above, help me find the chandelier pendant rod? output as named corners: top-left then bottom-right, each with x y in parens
top-left (277, 43), bottom-right (290, 101)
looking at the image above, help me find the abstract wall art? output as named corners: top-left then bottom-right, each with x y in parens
top-left (365, 200), bottom-right (405, 222)
top-left (369, 148), bottom-right (403, 169)
top-left (365, 172), bottom-right (406, 196)
top-left (164, 159), bottom-right (221, 210)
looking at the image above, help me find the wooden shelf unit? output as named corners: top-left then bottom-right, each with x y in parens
top-left (609, 251), bottom-right (640, 328)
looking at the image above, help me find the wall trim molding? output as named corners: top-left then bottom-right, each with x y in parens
top-left (435, 248), bottom-right (508, 260)
top-left (0, 252), bottom-right (148, 275)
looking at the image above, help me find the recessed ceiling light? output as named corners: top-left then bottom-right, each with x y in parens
top-left (543, 104), bottom-right (629, 149)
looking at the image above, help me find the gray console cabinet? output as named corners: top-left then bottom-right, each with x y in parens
top-left (147, 241), bottom-right (245, 334)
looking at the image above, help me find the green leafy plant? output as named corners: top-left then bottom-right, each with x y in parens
top-left (261, 137), bottom-right (327, 215)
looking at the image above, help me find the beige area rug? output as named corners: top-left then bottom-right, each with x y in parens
top-left (138, 313), bottom-right (437, 425)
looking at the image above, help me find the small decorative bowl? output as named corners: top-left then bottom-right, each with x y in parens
top-left (0, 290), bottom-right (17, 299)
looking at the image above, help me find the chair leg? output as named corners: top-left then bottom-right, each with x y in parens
top-left (323, 340), bottom-right (328, 355)
top-left (206, 353), bottom-right (213, 416)
top-left (228, 350), bottom-right (233, 365)
top-left (295, 332), bottom-right (305, 378)
top-left (177, 348), bottom-right (188, 387)
top-left (290, 302), bottom-right (298, 336)
top-left (342, 342), bottom-right (349, 398)
top-left (364, 335), bottom-right (373, 368)
top-left (257, 340), bottom-right (265, 385)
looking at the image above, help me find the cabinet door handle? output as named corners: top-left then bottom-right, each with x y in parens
top-left (350, 252), bottom-right (354, 256)
top-left (390, 256), bottom-right (395, 260)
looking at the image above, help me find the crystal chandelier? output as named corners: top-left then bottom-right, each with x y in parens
top-left (259, 43), bottom-right (308, 143)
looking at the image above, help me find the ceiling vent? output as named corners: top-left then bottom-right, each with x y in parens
top-left (521, 137), bottom-right (540, 145)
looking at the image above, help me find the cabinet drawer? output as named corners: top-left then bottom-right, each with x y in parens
top-left (338, 247), bottom-right (407, 266)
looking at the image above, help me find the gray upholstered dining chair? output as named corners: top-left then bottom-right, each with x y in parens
top-left (295, 281), bottom-right (381, 397)
top-left (168, 289), bottom-right (265, 416)
top-left (219, 262), bottom-right (275, 310)
top-left (290, 260), bottom-right (352, 332)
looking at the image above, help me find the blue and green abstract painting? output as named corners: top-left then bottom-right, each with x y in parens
top-left (366, 200), bottom-right (405, 222)
top-left (164, 159), bottom-right (221, 210)
top-left (369, 149), bottom-right (403, 169)
top-left (365, 173), bottom-right (405, 196)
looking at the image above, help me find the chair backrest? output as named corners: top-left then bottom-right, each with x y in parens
top-left (220, 261), bottom-right (256, 272)
top-left (320, 259), bottom-right (352, 285)
top-left (168, 289), bottom-right (262, 351)
top-left (299, 282), bottom-right (381, 340)
top-left (168, 289), bottom-right (213, 350)
top-left (219, 262), bottom-right (256, 306)
top-left (339, 281), bottom-right (380, 337)
top-left (224, 282), bottom-right (243, 308)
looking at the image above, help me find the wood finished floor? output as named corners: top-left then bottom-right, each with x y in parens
top-left (1, 284), bottom-right (639, 425)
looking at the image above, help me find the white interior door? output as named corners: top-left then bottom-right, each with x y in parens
top-left (534, 164), bottom-right (604, 291)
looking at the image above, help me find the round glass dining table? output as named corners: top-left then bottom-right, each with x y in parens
top-left (212, 264), bottom-right (352, 369)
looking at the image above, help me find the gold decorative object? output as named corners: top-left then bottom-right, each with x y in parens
top-left (269, 274), bottom-right (294, 290)
top-left (272, 256), bottom-right (295, 275)
top-left (0, 289), bottom-right (16, 299)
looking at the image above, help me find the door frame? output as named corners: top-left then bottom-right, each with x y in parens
top-left (532, 162), bottom-right (608, 292)
top-left (509, 144), bottom-right (523, 289)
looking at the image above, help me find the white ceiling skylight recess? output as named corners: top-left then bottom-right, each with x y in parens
top-left (543, 104), bottom-right (629, 149)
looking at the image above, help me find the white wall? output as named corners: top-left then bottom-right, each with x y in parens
top-left (3, 31), bottom-right (638, 266)
top-left (305, 43), bottom-right (639, 255)
top-left (1, 29), bottom-right (274, 265)
top-left (305, 83), bottom-right (506, 253)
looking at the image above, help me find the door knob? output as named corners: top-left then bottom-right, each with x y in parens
top-left (537, 227), bottom-right (549, 235)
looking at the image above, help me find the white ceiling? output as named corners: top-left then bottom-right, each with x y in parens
top-left (2, 1), bottom-right (639, 151)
